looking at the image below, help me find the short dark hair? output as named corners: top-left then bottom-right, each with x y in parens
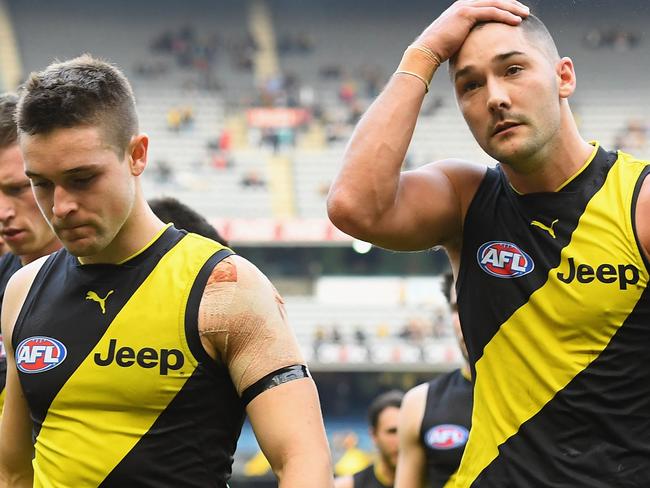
top-left (0, 92), bottom-right (19, 149)
top-left (518, 13), bottom-right (560, 60)
top-left (16, 54), bottom-right (138, 156)
top-left (148, 197), bottom-right (229, 247)
top-left (368, 390), bottom-right (403, 430)
top-left (450, 13), bottom-right (559, 72)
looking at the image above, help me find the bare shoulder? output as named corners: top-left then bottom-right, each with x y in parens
top-left (200, 254), bottom-right (280, 310)
top-left (400, 382), bottom-right (430, 436)
top-left (636, 172), bottom-right (650, 261)
top-left (417, 158), bottom-right (488, 205)
top-left (198, 254), bottom-right (302, 393)
top-left (1, 255), bottom-right (49, 349)
top-left (403, 382), bottom-right (429, 412)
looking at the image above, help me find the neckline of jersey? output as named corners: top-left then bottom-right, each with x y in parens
top-left (73, 222), bottom-right (173, 266)
top-left (508, 141), bottom-right (600, 195)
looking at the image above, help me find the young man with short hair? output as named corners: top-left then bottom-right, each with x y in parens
top-left (336, 390), bottom-right (404, 488)
top-left (0, 55), bottom-right (332, 487)
top-left (0, 92), bottom-right (62, 422)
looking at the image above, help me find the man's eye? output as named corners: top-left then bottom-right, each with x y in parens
top-left (506, 65), bottom-right (523, 76)
top-left (463, 81), bottom-right (480, 93)
top-left (73, 175), bottom-right (95, 186)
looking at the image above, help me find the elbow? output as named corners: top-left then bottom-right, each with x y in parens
top-left (274, 451), bottom-right (334, 487)
top-left (326, 188), bottom-right (352, 230)
top-left (326, 188), bottom-right (375, 240)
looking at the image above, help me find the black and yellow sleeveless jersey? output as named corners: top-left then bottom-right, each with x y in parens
top-left (419, 369), bottom-right (472, 488)
top-left (454, 144), bottom-right (650, 487)
top-left (11, 226), bottom-right (244, 487)
top-left (352, 464), bottom-right (392, 488)
top-left (0, 252), bottom-right (22, 416)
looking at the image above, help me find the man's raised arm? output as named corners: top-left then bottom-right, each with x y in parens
top-left (327, 0), bottom-right (529, 251)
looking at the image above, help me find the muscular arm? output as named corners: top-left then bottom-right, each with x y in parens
top-left (395, 384), bottom-right (429, 488)
top-left (326, 0), bottom-right (528, 251)
top-left (199, 256), bottom-right (332, 487)
top-left (0, 261), bottom-right (46, 487)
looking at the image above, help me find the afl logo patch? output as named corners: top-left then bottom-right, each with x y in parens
top-left (477, 241), bottom-right (534, 278)
top-left (425, 424), bottom-right (469, 450)
top-left (15, 336), bottom-right (67, 374)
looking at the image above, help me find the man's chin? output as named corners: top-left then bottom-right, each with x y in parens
top-left (62, 238), bottom-right (101, 258)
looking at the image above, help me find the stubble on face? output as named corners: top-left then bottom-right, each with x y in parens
top-left (452, 23), bottom-right (563, 171)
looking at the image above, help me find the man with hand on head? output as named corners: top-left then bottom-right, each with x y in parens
top-left (328, 1), bottom-right (650, 486)
top-left (0, 55), bottom-right (332, 488)
top-left (0, 92), bottom-right (62, 422)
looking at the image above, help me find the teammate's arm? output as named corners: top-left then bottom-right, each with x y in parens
top-left (326, 0), bottom-right (528, 251)
top-left (0, 266), bottom-right (43, 487)
top-left (199, 255), bottom-right (333, 487)
top-left (636, 175), bottom-right (650, 262)
top-left (394, 384), bottom-right (429, 488)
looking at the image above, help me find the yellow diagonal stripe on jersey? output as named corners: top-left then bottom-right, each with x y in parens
top-left (455, 156), bottom-right (649, 487)
top-left (443, 470), bottom-right (459, 488)
top-left (32, 235), bottom-right (219, 487)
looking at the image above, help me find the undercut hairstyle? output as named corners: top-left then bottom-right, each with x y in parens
top-left (450, 13), bottom-right (560, 72)
top-left (0, 92), bottom-right (19, 149)
top-left (368, 390), bottom-right (404, 431)
top-left (148, 196), bottom-right (229, 247)
top-left (518, 13), bottom-right (560, 60)
top-left (16, 54), bottom-right (138, 156)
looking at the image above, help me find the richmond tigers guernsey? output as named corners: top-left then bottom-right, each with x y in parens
top-left (12, 226), bottom-right (244, 487)
top-left (0, 252), bottom-right (22, 417)
top-left (420, 369), bottom-right (472, 488)
top-left (454, 144), bottom-right (650, 487)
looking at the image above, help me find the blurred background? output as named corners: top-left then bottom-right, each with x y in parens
top-left (1, 0), bottom-right (648, 485)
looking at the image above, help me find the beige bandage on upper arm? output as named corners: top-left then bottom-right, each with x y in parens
top-left (198, 255), bottom-right (305, 395)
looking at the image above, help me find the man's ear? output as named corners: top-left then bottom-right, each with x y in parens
top-left (128, 134), bottom-right (149, 176)
top-left (557, 57), bottom-right (577, 99)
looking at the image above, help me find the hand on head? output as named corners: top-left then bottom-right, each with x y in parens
top-left (413, 0), bottom-right (530, 62)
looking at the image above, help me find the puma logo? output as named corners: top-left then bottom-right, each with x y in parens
top-left (530, 219), bottom-right (559, 239)
top-left (85, 290), bottom-right (114, 314)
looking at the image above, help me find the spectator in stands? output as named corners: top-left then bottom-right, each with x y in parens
top-left (614, 118), bottom-right (648, 154)
top-left (166, 108), bottom-right (182, 132)
top-left (148, 196), bottom-right (229, 247)
top-left (152, 160), bottom-right (175, 185)
top-left (240, 169), bottom-right (266, 188)
top-left (354, 327), bottom-right (367, 346)
top-left (335, 390), bottom-right (404, 488)
top-left (331, 325), bottom-right (343, 344)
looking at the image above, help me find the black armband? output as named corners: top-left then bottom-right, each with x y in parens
top-left (241, 364), bottom-right (310, 406)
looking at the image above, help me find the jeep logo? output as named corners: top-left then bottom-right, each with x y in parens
top-left (557, 257), bottom-right (640, 290)
top-left (94, 339), bottom-right (184, 375)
